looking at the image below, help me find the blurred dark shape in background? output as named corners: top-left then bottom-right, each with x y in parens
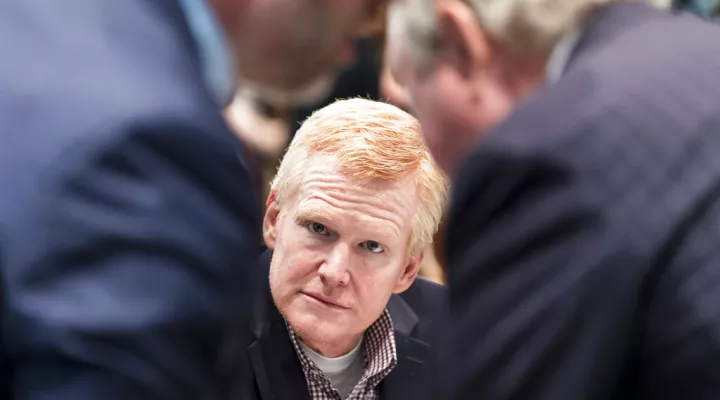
top-left (674, 0), bottom-right (719, 17)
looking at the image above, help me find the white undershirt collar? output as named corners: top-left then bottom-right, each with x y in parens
top-left (299, 337), bottom-right (364, 375)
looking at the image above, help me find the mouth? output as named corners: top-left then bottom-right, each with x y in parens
top-left (300, 292), bottom-right (348, 310)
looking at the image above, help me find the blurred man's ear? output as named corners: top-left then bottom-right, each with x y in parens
top-left (263, 191), bottom-right (281, 250)
top-left (392, 251), bottom-right (425, 294)
top-left (436, 0), bottom-right (492, 82)
top-left (380, 63), bottom-right (411, 111)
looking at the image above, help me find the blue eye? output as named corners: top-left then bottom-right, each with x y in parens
top-left (308, 222), bottom-right (328, 235)
top-left (362, 241), bottom-right (384, 253)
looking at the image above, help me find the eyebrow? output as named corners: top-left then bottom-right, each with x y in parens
top-left (295, 206), bottom-right (330, 223)
top-left (296, 206), bottom-right (400, 245)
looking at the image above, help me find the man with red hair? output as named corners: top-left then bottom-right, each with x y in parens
top-left (248, 98), bottom-right (448, 400)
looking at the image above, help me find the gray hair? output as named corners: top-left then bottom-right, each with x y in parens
top-left (389, 0), bottom-right (671, 69)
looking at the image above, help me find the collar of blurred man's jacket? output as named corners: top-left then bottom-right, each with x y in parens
top-left (177, 0), bottom-right (235, 106)
top-left (547, 28), bottom-right (582, 83)
top-left (548, 0), bottom-right (720, 82)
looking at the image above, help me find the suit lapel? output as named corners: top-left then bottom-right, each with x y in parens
top-left (380, 295), bottom-right (434, 400)
top-left (248, 255), bottom-right (311, 400)
top-left (248, 326), bottom-right (310, 400)
top-left (566, 2), bottom-right (659, 77)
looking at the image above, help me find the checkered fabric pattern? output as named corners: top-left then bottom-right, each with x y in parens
top-left (286, 309), bottom-right (397, 400)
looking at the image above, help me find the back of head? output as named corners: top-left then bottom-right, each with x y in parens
top-left (387, 0), bottom-right (672, 174)
top-left (392, 0), bottom-right (672, 67)
top-left (271, 98), bottom-right (448, 256)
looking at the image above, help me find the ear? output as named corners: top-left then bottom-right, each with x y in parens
top-left (380, 65), bottom-right (411, 110)
top-left (435, 0), bottom-right (492, 81)
top-left (263, 191), bottom-right (281, 250)
top-left (392, 251), bottom-right (425, 294)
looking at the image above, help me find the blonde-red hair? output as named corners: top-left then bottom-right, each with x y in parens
top-left (271, 98), bottom-right (448, 257)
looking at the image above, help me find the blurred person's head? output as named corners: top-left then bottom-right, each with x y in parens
top-left (386, 0), bottom-right (669, 175)
top-left (209, 0), bottom-right (386, 107)
top-left (380, 63), bottom-right (412, 111)
top-left (262, 98), bottom-right (447, 357)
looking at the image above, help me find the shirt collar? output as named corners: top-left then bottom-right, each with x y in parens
top-left (176, 0), bottom-right (235, 105)
top-left (286, 309), bottom-right (398, 397)
top-left (547, 27), bottom-right (582, 83)
top-left (299, 335), bottom-right (364, 374)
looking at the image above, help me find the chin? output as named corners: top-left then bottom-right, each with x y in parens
top-left (289, 311), bottom-right (343, 344)
top-left (284, 299), bottom-right (346, 340)
top-left (242, 74), bottom-right (336, 108)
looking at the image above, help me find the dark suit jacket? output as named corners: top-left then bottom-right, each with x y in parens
top-left (222, 251), bottom-right (447, 400)
top-left (0, 0), bottom-right (261, 398)
top-left (446, 3), bottom-right (720, 399)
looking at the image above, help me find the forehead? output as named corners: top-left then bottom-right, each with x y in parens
top-left (292, 154), bottom-right (417, 240)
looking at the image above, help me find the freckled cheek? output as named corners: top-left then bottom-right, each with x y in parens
top-left (277, 248), bottom-right (329, 288)
top-left (280, 257), bottom-right (318, 284)
top-left (271, 263), bottom-right (311, 313)
top-left (351, 274), bottom-right (394, 316)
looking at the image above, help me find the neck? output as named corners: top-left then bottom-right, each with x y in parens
top-left (301, 333), bottom-right (364, 358)
top-left (497, 52), bottom-right (549, 103)
top-left (460, 51), bottom-right (548, 167)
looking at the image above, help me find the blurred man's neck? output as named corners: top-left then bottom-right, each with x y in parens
top-left (496, 50), bottom-right (549, 104)
top-left (499, 25), bottom-right (583, 101)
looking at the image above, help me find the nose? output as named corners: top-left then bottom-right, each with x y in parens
top-left (318, 245), bottom-right (351, 286)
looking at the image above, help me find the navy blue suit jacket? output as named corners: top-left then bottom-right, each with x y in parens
top-left (446, 4), bottom-right (720, 399)
top-left (0, 0), bottom-right (261, 398)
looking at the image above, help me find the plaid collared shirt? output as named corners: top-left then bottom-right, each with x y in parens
top-left (286, 309), bottom-right (397, 400)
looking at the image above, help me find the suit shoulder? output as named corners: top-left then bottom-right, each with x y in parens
top-left (0, 0), bottom-right (218, 155)
top-left (1, 82), bottom-right (242, 241)
top-left (399, 278), bottom-right (447, 317)
top-left (410, 277), bottom-right (446, 296)
top-left (468, 10), bottom-right (720, 165)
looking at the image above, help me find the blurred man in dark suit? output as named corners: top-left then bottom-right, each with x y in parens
top-left (0, 0), bottom-right (387, 399)
top-left (388, 0), bottom-right (720, 398)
